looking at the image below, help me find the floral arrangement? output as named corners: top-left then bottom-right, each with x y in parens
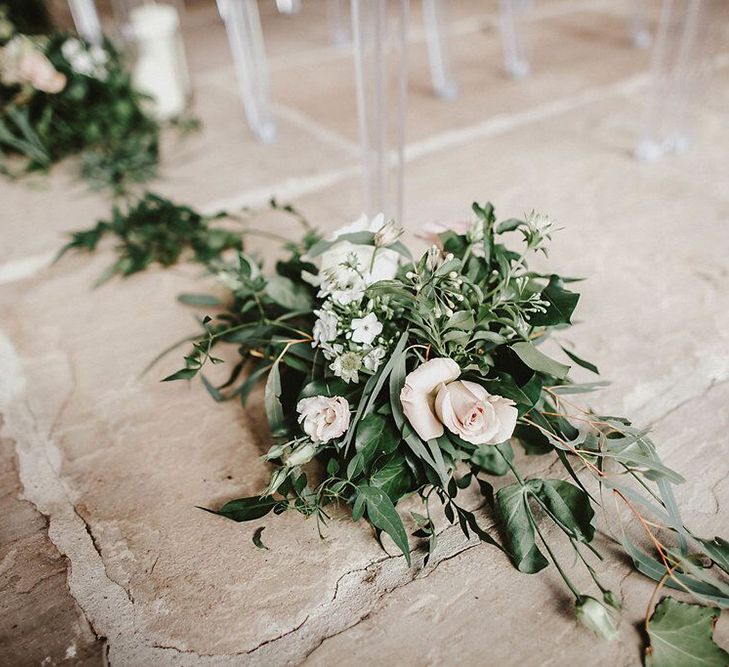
top-left (62, 198), bottom-right (729, 660)
top-left (0, 5), bottom-right (168, 193)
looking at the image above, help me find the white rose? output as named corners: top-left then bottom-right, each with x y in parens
top-left (400, 357), bottom-right (460, 441)
top-left (400, 358), bottom-right (517, 445)
top-left (435, 380), bottom-right (517, 445)
top-left (296, 395), bottom-right (351, 443)
top-left (303, 213), bottom-right (399, 293)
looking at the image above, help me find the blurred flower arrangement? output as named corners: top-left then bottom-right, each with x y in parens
top-left (0, 5), bottom-right (178, 194)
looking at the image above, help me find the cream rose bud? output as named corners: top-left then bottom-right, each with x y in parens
top-left (296, 395), bottom-right (351, 444)
top-left (285, 443), bottom-right (317, 467)
top-left (435, 380), bottom-right (517, 445)
top-left (400, 358), bottom-right (460, 441)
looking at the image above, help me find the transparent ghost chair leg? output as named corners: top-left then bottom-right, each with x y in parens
top-left (499, 0), bottom-right (531, 79)
top-left (351, 0), bottom-right (409, 223)
top-left (635, 0), bottom-right (705, 162)
top-left (327, 0), bottom-right (350, 46)
top-left (629, 0), bottom-right (651, 49)
top-left (276, 0), bottom-right (302, 15)
top-left (217, 0), bottom-right (277, 143)
top-left (68, 0), bottom-right (103, 44)
top-left (422, 0), bottom-right (459, 99)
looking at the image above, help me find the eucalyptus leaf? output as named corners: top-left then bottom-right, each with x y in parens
top-left (265, 275), bottom-right (313, 311)
top-left (511, 341), bottom-right (570, 380)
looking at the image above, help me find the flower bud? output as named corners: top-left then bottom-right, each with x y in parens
top-left (467, 218), bottom-right (485, 244)
top-left (285, 443), bottom-right (317, 467)
top-left (374, 219), bottom-right (403, 247)
top-left (575, 596), bottom-right (619, 641)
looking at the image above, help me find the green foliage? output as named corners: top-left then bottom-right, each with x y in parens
top-left (99, 196), bottom-right (727, 653)
top-left (646, 597), bottom-right (728, 667)
top-left (57, 192), bottom-right (243, 284)
top-left (356, 484), bottom-right (411, 565)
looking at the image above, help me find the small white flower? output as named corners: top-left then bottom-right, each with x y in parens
top-left (374, 219), bottom-right (403, 247)
top-left (312, 308), bottom-right (338, 347)
top-left (330, 351), bottom-right (362, 383)
top-left (350, 312), bottom-right (383, 346)
top-left (319, 261), bottom-right (367, 306)
top-left (61, 39), bottom-right (82, 61)
top-left (363, 346), bottom-right (386, 372)
top-left (62, 38), bottom-right (109, 80)
top-left (296, 395), bottom-right (351, 444)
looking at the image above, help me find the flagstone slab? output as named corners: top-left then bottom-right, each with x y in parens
top-left (1, 1), bottom-right (729, 664)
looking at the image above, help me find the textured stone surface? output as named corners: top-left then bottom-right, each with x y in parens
top-left (0, 425), bottom-right (105, 666)
top-left (1, 0), bottom-right (728, 664)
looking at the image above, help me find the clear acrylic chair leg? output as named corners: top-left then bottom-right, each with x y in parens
top-left (351, 0), bottom-right (409, 223)
top-left (499, 0), bottom-right (531, 79)
top-left (68, 0), bottom-right (103, 44)
top-left (276, 0), bottom-right (302, 15)
top-left (635, 0), bottom-right (705, 162)
top-left (217, 0), bottom-right (277, 143)
top-left (422, 0), bottom-right (459, 99)
top-left (327, 0), bottom-right (350, 46)
top-left (629, 0), bottom-right (651, 49)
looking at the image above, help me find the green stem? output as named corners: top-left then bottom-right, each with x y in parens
top-left (495, 445), bottom-right (525, 484)
top-left (528, 507), bottom-right (581, 601)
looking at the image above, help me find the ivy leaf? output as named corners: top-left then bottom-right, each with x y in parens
top-left (357, 484), bottom-right (411, 565)
top-left (529, 275), bottom-right (579, 326)
top-left (646, 597), bottom-right (729, 667)
top-left (532, 479), bottom-right (595, 544)
top-left (511, 341), bottom-right (570, 380)
top-left (495, 483), bottom-right (548, 574)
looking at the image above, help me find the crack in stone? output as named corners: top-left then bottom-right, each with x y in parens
top-left (647, 377), bottom-right (729, 429)
top-left (71, 505), bottom-right (135, 607)
top-left (246, 614), bottom-right (311, 656)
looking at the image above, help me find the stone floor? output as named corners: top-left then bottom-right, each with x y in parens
top-left (1, 1), bottom-right (729, 665)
